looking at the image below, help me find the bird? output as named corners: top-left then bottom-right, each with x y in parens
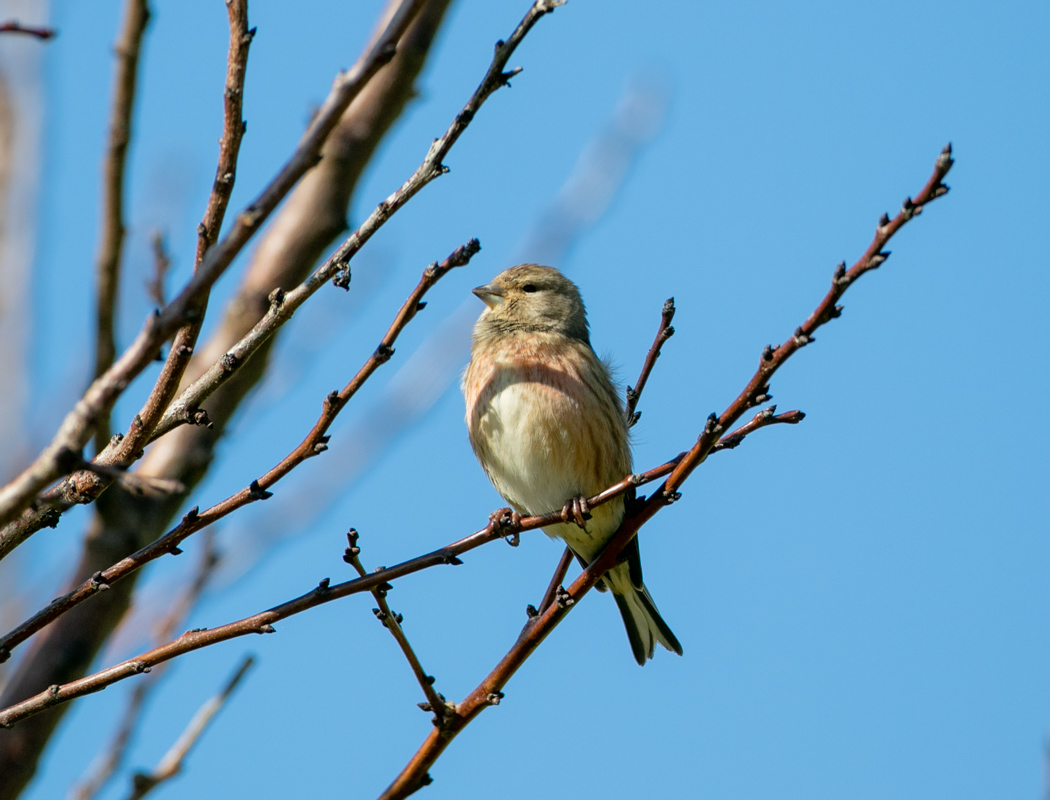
top-left (463, 264), bottom-right (682, 665)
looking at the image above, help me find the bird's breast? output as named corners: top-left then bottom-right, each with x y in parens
top-left (464, 335), bottom-right (629, 548)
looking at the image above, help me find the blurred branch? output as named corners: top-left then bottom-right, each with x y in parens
top-left (0, 21), bottom-right (54, 40)
top-left (70, 533), bottom-right (219, 800)
top-left (124, 654), bottom-right (254, 800)
top-left (378, 145), bottom-right (955, 799)
top-left (92, 0), bottom-right (151, 455)
top-left (0, 0), bottom-right (429, 536)
top-left (344, 530), bottom-right (452, 727)
top-left (0, 240), bottom-right (481, 664)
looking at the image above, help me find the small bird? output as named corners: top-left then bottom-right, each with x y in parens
top-left (463, 264), bottom-right (682, 665)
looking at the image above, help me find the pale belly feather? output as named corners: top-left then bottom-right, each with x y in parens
top-left (469, 364), bottom-right (626, 562)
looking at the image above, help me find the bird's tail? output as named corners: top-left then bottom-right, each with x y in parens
top-left (611, 577), bottom-right (683, 666)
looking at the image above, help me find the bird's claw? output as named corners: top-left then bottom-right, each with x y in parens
top-left (489, 507), bottom-right (521, 546)
top-left (560, 495), bottom-right (591, 528)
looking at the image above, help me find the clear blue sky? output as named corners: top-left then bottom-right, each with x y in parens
top-left (12, 0), bottom-right (1050, 798)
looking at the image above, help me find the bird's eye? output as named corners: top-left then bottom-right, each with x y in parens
top-left (521, 284), bottom-right (538, 293)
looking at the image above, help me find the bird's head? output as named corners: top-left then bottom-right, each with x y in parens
top-left (471, 264), bottom-right (590, 344)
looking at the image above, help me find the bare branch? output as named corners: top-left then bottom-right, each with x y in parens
top-left (0, 242), bottom-right (481, 664)
top-left (92, 0), bottom-right (151, 455)
top-left (0, 0), bottom-right (429, 536)
top-left (344, 530), bottom-right (451, 727)
top-left (124, 655), bottom-right (254, 800)
top-left (377, 146), bottom-right (955, 798)
top-left (119, 0), bottom-right (254, 466)
top-left (0, 20), bottom-right (55, 40)
top-left (0, 3), bottom-right (467, 790)
top-left (624, 297), bottom-right (675, 427)
top-left (152, 0), bottom-right (565, 442)
top-left (533, 547), bottom-right (573, 618)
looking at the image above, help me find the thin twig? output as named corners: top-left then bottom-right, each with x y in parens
top-left (151, 0), bottom-right (566, 443)
top-left (119, 0), bottom-right (253, 465)
top-left (376, 145), bottom-right (955, 799)
top-left (624, 297), bottom-right (675, 427)
top-left (710, 406), bottom-right (805, 452)
top-left (124, 655), bottom-right (255, 800)
top-left (0, 20), bottom-right (55, 39)
top-left (343, 530), bottom-right (451, 726)
top-left (0, 242), bottom-right (481, 664)
top-left (0, 0), bottom-right (429, 536)
top-left (92, 0), bottom-right (151, 455)
top-left (533, 547), bottom-right (573, 619)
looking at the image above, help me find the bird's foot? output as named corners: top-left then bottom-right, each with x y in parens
top-left (560, 495), bottom-right (592, 529)
top-left (489, 507), bottom-right (522, 546)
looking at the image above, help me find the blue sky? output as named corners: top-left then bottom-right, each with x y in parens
top-left (8, 0), bottom-right (1050, 798)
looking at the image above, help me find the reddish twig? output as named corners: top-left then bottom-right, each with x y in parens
top-left (92, 0), bottom-right (151, 455)
top-left (625, 297), bottom-right (675, 427)
top-left (0, 0), bottom-right (429, 537)
top-left (0, 242), bottom-right (481, 664)
top-left (344, 530), bottom-right (451, 727)
top-left (711, 405), bottom-right (805, 452)
top-left (532, 547), bottom-right (573, 619)
top-left (377, 145), bottom-right (954, 799)
top-left (0, 20), bottom-right (55, 39)
top-left (124, 654), bottom-right (255, 800)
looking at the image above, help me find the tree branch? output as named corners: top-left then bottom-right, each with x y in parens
top-left (344, 530), bottom-right (452, 727)
top-left (377, 145), bottom-right (954, 798)
top-left (0, 0), bottom-right (429, 536)
top-left (150, 0), bottom-right (566, 444)
top-left (124, 654), bottom-right (254, 800)
top-left (0, 242), bottom-right (481, 664)
top-left (92, 0), bottom-right (151, 455)
top-left (625, 297), bottom-right (675, 427)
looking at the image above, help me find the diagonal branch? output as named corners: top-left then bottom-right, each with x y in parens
top-left (124, 654), bottom-right (254, 800)
top-left (344, 530), bottom-right (452, 727)
top-left (150, 0), bottom-right (567, 443)
top-left (114, 0), bottom-right (254, 464)
top-left (624, 297), bottom-right (675, 427)
top-left (377, 145), bottom-right (954, 799)
top-left (0, 242), bottom-right (481, 664)
top-left (0, 0), bottom-right (429, 536)
top-left (92, 0), bottom-right (151, 455)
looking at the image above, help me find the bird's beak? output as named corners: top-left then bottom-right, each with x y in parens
top-left (472, 283), bottom-right (506, 309)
